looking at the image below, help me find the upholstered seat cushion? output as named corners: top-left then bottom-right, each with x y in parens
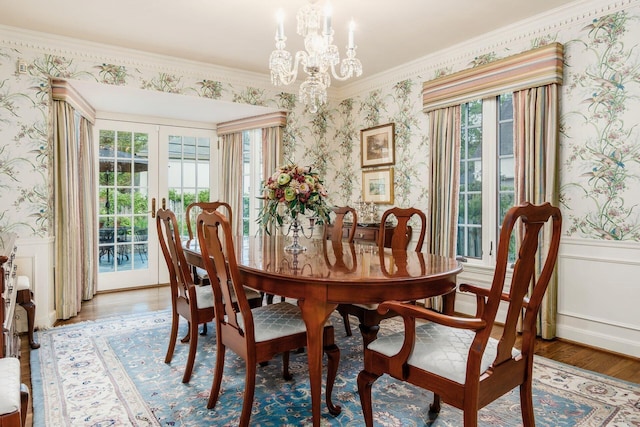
top-left (367, 322), bottom-right (521, 384)
top-left (351, 302), bottom-right (379, 310)
top-left (194, 266), bottom-right (209, 280)
top-left (194, 284), bottom-right (262, 310)
top-left (16, 275), bottom-right (30, 291)
top-left (194, 284), bottom-right (214, 309)
top-left (238, 302), bottom-right (331, 342)
top-left (0, 357), bottom-right (21, 415)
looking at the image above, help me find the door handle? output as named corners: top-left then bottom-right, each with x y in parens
top-left (162, 198), bottom-right (166, 210)
top-left (151, 198), bottom-right (156, 218)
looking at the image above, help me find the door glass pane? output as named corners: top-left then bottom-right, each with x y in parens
top-left (98, 129), bottom-right (150, 273)
top-left (458, 100), bottom-right (482, 259)
top-left (167, 134), bottom-right (211, 237)
top-left (497, 93), bottom-right (515, 263)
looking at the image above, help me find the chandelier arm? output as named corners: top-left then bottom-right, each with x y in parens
top-left (274, 50), bottom-right (308, 86)
top-left (330, 62), bottom-right (354, 81)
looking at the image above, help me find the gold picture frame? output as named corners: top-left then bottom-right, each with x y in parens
top-left (362, 168), bottom-right (394, 204)
top-left (360, 123), bottom-right (395, 168)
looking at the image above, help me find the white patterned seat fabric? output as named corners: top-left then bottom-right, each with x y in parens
top-left (357, 202), bottom-right (563, 427)
top-left (237, 301), bottom-right (331, 342)
top-left (368, 322), bottom-right (520, 384)
top-left (195, 283), bottom-right (262, 310)
top-left (197, 209), bottom-right (341, 426)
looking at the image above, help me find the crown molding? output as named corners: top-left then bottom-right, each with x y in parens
top-left (0, 24), bottom-right (277, 91)
top-left (2, 0), bottom-right (635, 104)
top-left (338, 0), bottom-right (635, 99)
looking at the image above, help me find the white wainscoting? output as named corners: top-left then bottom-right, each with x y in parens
top-left (15, 236), bottom-right (55, 331)
top-left (557, 238), bottom-right (640, 358)
top-left (454, 237), bottom-right (640, 358)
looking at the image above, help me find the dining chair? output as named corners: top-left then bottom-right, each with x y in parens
top-left (156, 207), bottom-right (215, 383)
top-left (196, 210), bottom-right (341, 426)
top-left (378, 206), bottom-right (426, 251)
top-left (322, 205), bottom-right (365, 335)
top-left (357, 202), bottom-right (562, 427)
top-left (157, 208), bottom-right (261, 383)
top-left (133, 227), bottom-right (148, 262)
top-left (323, 206), bottom-right (358, 243)
top-left (185, 201), bottom-right (232, 285)
top-left (337, 206), bottom-right (427, 344)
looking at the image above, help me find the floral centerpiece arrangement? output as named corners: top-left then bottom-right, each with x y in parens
top-left (258, 163), bottom-right (331, 234)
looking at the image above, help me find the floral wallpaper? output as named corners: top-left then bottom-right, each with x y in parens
top-left (0, 0), bottom-right (639, 245)
top-left (561, 11), bottom-right (640, 241)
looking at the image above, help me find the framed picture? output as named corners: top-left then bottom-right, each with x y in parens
top-left (360, 123), bottom-right (395, 168)
top-left (362, 168), bottom-right (394, 204)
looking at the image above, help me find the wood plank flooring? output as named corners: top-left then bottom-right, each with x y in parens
top-left (18, 286), bottom-right (640, 426)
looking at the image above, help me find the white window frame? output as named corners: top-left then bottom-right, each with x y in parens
top-left (459, 95), bottom-right (513, 268)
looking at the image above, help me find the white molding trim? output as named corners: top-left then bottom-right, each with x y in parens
top-left (561, 236), bottom-right (640, 250)
top-left (559, 309), bottom-right (640, 332)
top-left (340, 0), bottom-right (635, 99)
top-left (0, 24), bottom-right (275, 91)
top-left (556, 323), bottom-right (640, 358)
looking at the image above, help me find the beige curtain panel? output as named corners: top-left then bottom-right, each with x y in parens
top-left (422, 43), bottom-right (563, 338)
top-left (51, 81), bottom-right (98, 319)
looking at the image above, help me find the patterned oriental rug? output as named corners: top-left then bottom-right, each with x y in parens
top-left (31, 310), bottom-right (639, 426)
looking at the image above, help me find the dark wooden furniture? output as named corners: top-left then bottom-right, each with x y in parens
top-left (337, 207), bottom-right (429, 345)
top-left (323, 206), bottom-right (358, 242)
top-left (16, 276), bottom-right (39, 349)
top-left (157, 208), bottom-right (215, 383)
top-left (184, 233), bottom-right (461, 427)
top-left (1, 233), bottom-right (29, 427)
top-left (336, 222), bottom-right (395, 245)
top-left (196, 211), bottom-right (341, 426)
top-left (157, 207), bottom-right (262, 383)
top-left (357, 202), bottom-right (562, 427)
top-left (185, 201), bottom-right (233, 286)
top-left (185, 201), bottom-right (233, 241)
top-left (1, 233), bottom-right (19, 358)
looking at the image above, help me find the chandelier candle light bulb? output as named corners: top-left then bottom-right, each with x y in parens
top-left (269, 0), bottom-right (362, 113)
top-left (348, 20), bottom-right (355, 49)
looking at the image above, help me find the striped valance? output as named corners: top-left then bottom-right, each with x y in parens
top-left (423, 42), bottom-right (563, 112)
top-left (50, 79), bottom-right (96, 123)
top-left (217, 111), bottom-right (287, 135)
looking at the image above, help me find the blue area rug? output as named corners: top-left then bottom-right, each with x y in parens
top-left (31, 310), bottom-right (640, 426)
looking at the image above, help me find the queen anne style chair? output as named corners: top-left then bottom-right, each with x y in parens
top-left (323, 206), bottom-right (358, 243)
top-left (156, 208), bottom-right (262, 383)
top-left (196, 210), bottom-right (341, 426)
top-left (337, 207), bottom-right (427, 345)
top-left (357, 202), bottom-right (562, 427)
top-left (157, 208), bottom-right (215, 383)
top-left (185, 201), bottom-right (233, 285)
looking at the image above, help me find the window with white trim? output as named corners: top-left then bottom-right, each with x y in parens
top-left (457, 93), bottom-right (515, 265)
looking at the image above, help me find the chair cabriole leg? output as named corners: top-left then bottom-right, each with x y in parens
top-left (357, 370), bottom-right (379, 427)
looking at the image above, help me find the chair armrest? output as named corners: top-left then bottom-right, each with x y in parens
top-left (375, 301), bottom-right (486, 379)
top-left (378, 300), bottom-right (486, 331)
top-left (459, 283), bottom-right (529, 314)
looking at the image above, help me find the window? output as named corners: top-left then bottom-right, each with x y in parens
top-left (242, 129), bottom-right (263, 236)
top-left (457, 93), bottom-right (515, 264)
top-left (167, 134), bottom-right (211, 236)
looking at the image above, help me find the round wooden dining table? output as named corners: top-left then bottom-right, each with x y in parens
top-left (184, 234), bottom-right (462, 426)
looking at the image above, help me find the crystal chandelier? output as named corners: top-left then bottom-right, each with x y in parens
top-left (269, 1), bottom-right (363, 113)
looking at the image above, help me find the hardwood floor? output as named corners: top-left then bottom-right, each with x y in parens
top-left (18, 286), bottom-right (640, 426)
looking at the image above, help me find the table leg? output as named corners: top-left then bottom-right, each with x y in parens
top-left (442, 288), bottom-right (457, 315)
top-left (297, 298), bottom-right (336, 427)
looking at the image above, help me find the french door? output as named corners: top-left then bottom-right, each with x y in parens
top-left (96, 119), bottom-right (217, 291)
